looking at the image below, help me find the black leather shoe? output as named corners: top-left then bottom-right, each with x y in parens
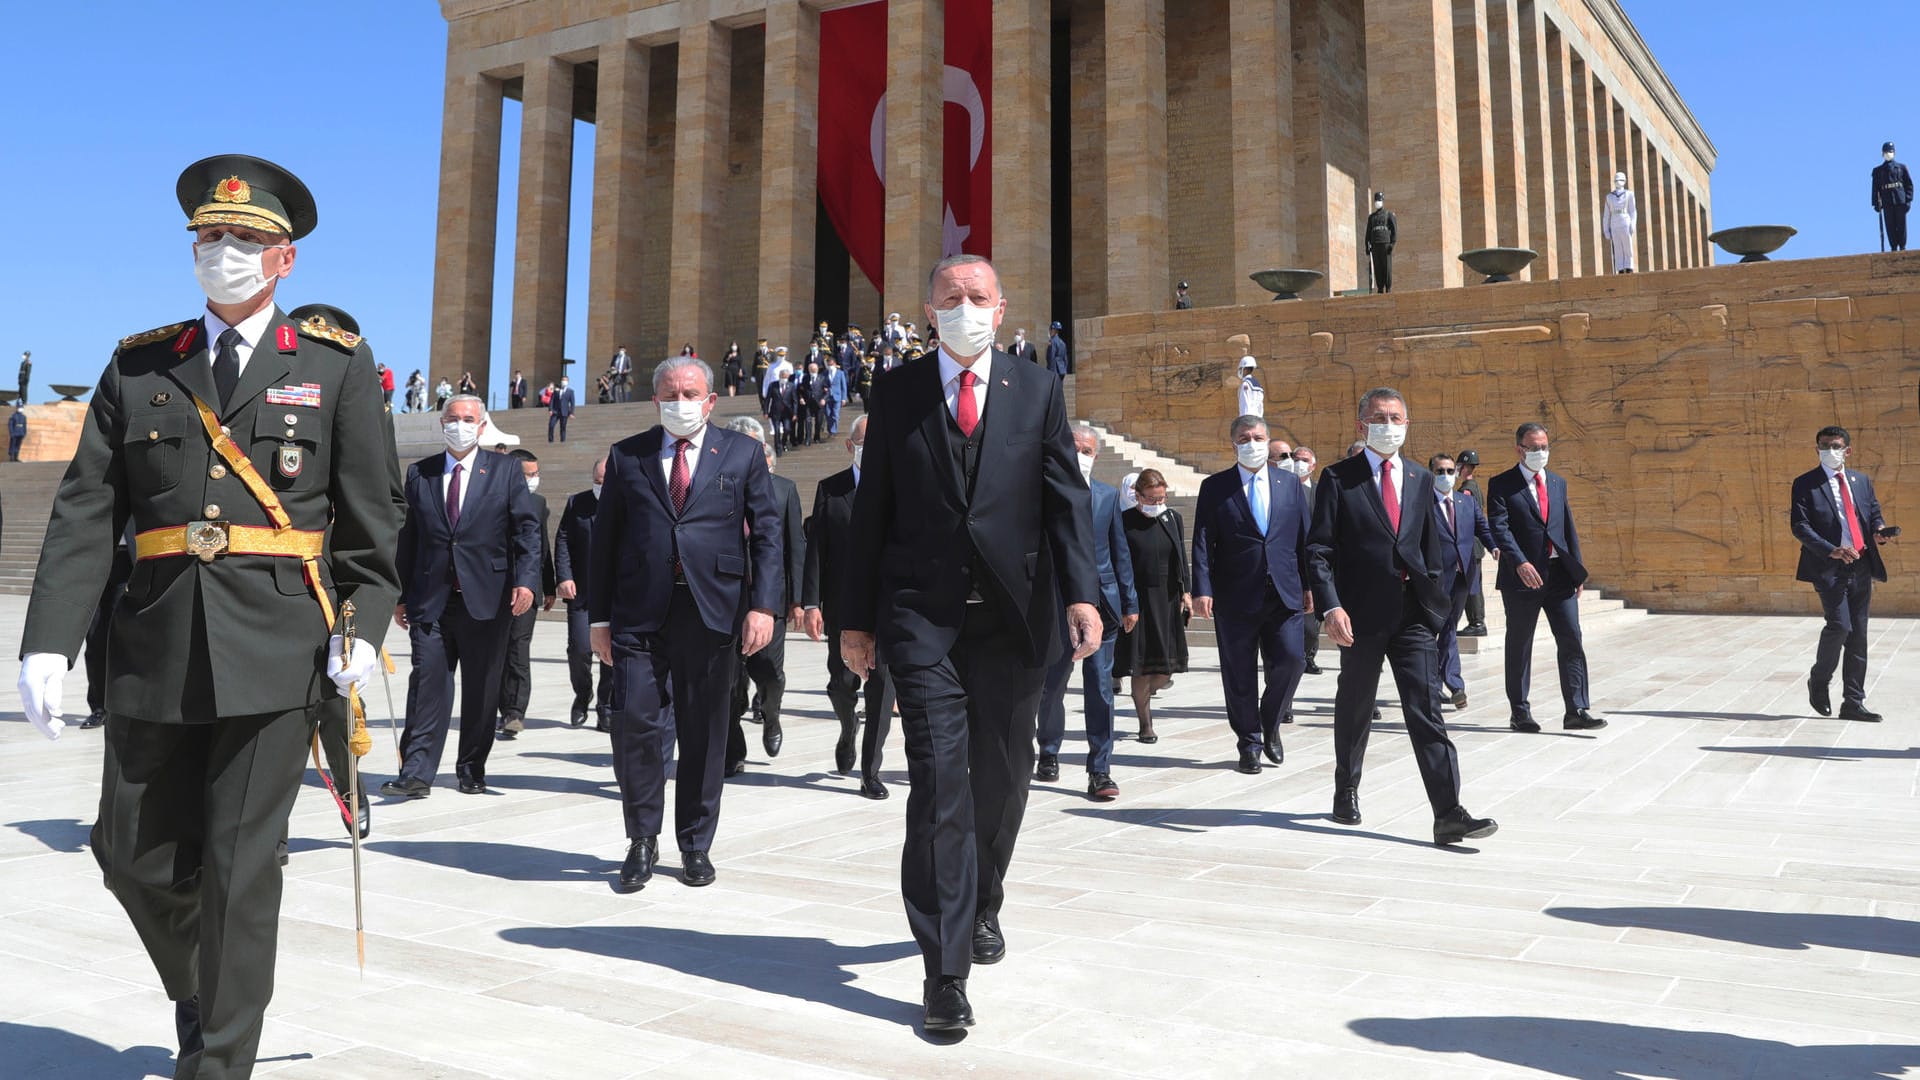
top-left (1450, 689), bottom-right (1468, 710)
top-left (1563, 709), bottom-right (1607, 730)
top-left (860, 775), bottom-right (889, 800)
top-left (1135, 731), bottom-right (1159, 744)
top-left (923, 977), bottom-right (974, 1031)
top-left (457, 769), bottom-right (487, 795)
top-left (1809, 677), bottom-right (1832, 716)
top-left (1509, 715), bottom-right (1541, 733)
top-left (725, 759), bottom-right (747, 777)
top-left (1840, 703), bottom-right (1884, 723)
top-left (343, 790), bottom-right (371, 839)
top-left (1434, 805), bottom-right (1499, 845)
top-left (380, 777), bottom-right (430, 799)
top-left (1281, 711), bottom-right (1294, 725)
top-left (1372, 707), bottom-right (1383, 720)
top-left (1237, 749), bottom-right (1262, 774)
top-left (1332, 789), bottom-right (1361, 826)
top-left (175, 996), bottom-right (203, 1059)
top-left (1460, 623), bottom-right (1488, 637)
top-left (682, 849), bottom-right (716, 887)
top-left (570, 704), bottom-right (589, 728)
top-left (79, 710), bottom-right (107, 730)
top-left (617, 837), bottom-right (657, 892)
top-left (1262, 729), bottom-right (1284, 765)
top-left (1088, 773), bottom-right (1119, 800)
top-left (763, 718), bottom-right (784, 758)
top-left (1035, 753), bottom-right (1059, 782)
top-left (1303, 661), bottom-right (1323, 675)
top-left (834, 735), bottom-right (856, 775)
top-left (971, 917), bottom-right (1005, 964)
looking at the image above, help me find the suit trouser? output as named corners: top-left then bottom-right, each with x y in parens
top-left (498, 602), bottom-right (539, 720)
top-left (548, 413), bottom-right (569, 441)
top-left (1887, 204), bottom-right (1909, 250)
top-left (85, 547), bottom-right (135, 713)
top-left (1216, 588), bottom-right (1305, 755)
top-left (727, 618), bottom-right (788, 766)
top-left (565, 602), bottom-right (613, 718)
top-left (826, 398), bottom-right (841, 435)
top-left (94, 705), bottom-right (315, 1080)
top-left (1812, 563), bottom-right (1874, 707)
top-left (1332, 590), bottom-right (1463, 814)
top-left (610, 584), bottom-right (737, 850)
top-left (1038, 622), bottom-right (1119, 774)
top-left (825, 634), bottom-right (894, 777)
top-left (399, 593), bottom-right (512, 784)
top-left (1370, 246), bottom-right (1393, 292)
top-left (1438, 576), bottom-right (1472, 693)
top-left (1464, 585), bottom-right (1486, 628)
top-left (891, 602), bottom-right (1046, 979)
top-left (1500, 561), bottom-right (1589, 719)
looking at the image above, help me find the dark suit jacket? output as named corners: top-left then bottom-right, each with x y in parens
top-left (766, 381), bottom-right (796, 421)
top-left (1087, 479), bottom-right (1139, 627)
top-left (767, 472), bottom-right (806, 612)
top-left (1435, 491), bottom-right (1496, 593)
top-left (1485, 464), bottom-right (1588, 591)
top-left (1046, 334), bottom-right (1071, 376)
top-left (532, 494), bottom-right (558, 597)
top-left (1191, 465), bottom-right (1311, 620)
top-left (798, 373), bottom-right (830, 410)
top-left (1306, 452), bottom-right (1450, 634)
top-left (842, 350), bottom-right (1098, 668)
top-left (509, 377), bottom-right (527, 401)
top-left (802, 466), bottom-right (858, 634)
top-left (548, 386), bottom-right (576, 417)
top-left (553, 488), bottom-right (599, 600)
top-left (588, 425), bottom-right (782, 636)
top-left (1791, 465), bottom-right (1888, 586)
top-left (1008, 340), bottom-right (1039, 365)
top-left (1873, 160), bottom-right (1914, 210)
top-left (398, 449), bottom-right (543, 623)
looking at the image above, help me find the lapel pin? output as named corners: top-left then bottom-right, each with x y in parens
top-left (150, 392), bottom-right (171, 406)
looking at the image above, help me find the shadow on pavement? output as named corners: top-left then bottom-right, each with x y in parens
top-left (0, 1023), bottom-right (174, 1080)
top-left (1545, 905), bottom-right (1920, 958)
top-left (1701, 745), bottom-right (1920, 762)
top-left (368, 839), bottom-right (618, 883)
top-left (5, 817), bottom-right (90, 854)
top-left (1063, 806), bottom-right (1480, 852)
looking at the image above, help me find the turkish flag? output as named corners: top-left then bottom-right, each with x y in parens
top-left (944, 0), bottom-right (992, 260)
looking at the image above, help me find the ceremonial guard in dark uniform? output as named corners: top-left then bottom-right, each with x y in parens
top-left (1873, 141), bottom-right (1913, 252)
top-left (17, 155), bottom-right (402, 1078)
top-left (1366, 192), bottom-right (1397, 293)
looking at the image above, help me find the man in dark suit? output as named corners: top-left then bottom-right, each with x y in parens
top-left (1045, 321), bottom-right (1071, 377)
top-left (1307, 387), bottom-right (1496, 846)
top-left (724, 419), bottom-right (804, 774)
top-left (509, 369), bottom-right (528, 409)
top-left (1006, 327), bottom-right (1038, 365)
top-left (1791, 425), bottom-right (1893, 721)
top-left (1429, 453), bottom-right (1496, 710)
top-left (1036, 425), bottom-right (1138, 798)
top-left (589, 356), bottom-right (782, 892)
top-left (555, 457), bottom-right (612, 729)
top-left (797, 359), bottom-right (829, 446)
top-left (1455, 449), bottom-right (1490, 635)
top-left (547, 374), bottom-right (575, 442)
top-left (384, 396), bottom-right (543, 797)
top-left (765, 365), bottom-right (796, 454)
top-left (802, 415), bottom-right (897, 798)
top-left (841, 255), bottom-right (1100, 1031)
top-left (496, 449), bottom-right (558, 740)
top-left (7, 403), bottom-right (24, 461)
top-left (1485, 423), bottom-right (1605, 733)
top-left (1193, 416), bottom-right (1312, 773)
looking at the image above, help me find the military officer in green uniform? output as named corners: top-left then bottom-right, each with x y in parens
top-left (16, 155), bottom-right (401, 1079)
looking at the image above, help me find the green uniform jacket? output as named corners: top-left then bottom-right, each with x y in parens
top-left (21, 308), bottom-right (403, 723)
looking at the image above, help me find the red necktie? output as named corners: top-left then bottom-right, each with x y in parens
top-left (956, 370), bottom-right (979, 437)
top-left (1838, 472), bottom-right (1863, 549)
top-left (1380, 458), bottom-right (1399, 534)
top-left (670, 438), bottom-right (691, 515)
top-left (446, 462), bottom-right (463, 529)
top-left (1536, 471), bottom-right (1555, 555)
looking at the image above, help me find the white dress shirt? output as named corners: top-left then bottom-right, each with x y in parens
top-left (660, 423), bottom-right (710, 485)
top-left (937, 347), bottom-right (992, 423)
top-left (1519, 462), bottom-right (1559, 557)
top-left (201, 304), bottom-right (277, 379)
top-left (1827, 467), bottom-right (1865, 541)
top-left (1362, 447), bottom-right (1408, 515)
top-left (442, 449), bottom-right (477, 517)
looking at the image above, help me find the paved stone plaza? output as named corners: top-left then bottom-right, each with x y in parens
top-left (2, 594), bottom-right (1917, 1078)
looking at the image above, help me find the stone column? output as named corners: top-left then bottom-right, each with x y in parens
top-left (883, 0), bottom-right (944, 321)
top-left (430, 68), bottom-right (504, 394)
top-left (1515, 0), bottom-right (1557, 278)
top-left (994, 0), bottom-right (1054, 327)
top-left (1105, 0), bottom-right (1169, 312)
top-left (1570, 60), bottom-right (1600, 275)
top-left (759, 0), bottom-right (819, 354)
top-left (511, 56), bottom-right (574, 395)
top-left (1453, 0), bottom-right (1498, 251)
top-left (1365, 0), bottom-right (1464, 288)
top-left (588, 40), bottom-right (650, 373)
top-left (1291, 0), bottom-right (1330, 293)
top-left (1631, 124), bottom-right (1651, 272)
top-left (1486, 0), bottom-right (1529, 251)
top-left (1547, 27), bottom-right (1581, 277)
top-left (1229, 0), bottom-right (1296, 302)
top-left (1663, 162), bottom-right (1680, 269)
top-left (667, 18), bottom-right (733, 358)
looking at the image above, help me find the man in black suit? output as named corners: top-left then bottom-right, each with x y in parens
top-left (797, 359), bottom-right (829, 446)
top-left (765, 364), bottom-right (796, 454)
top-left (385, 396), bottom-right (543, 797)
top-left (1485, 423), bottom-right (1605, 733)
top-left (509, 369), bottom-right (528, 409)
top-left (1307, 387), bottom-right (1496, 846)
top-left (1006, 327), bottom-right (1038, 365)
top-left (1429, 453), bottom-right (1496, 710)
top-left (1192, 415), bottom-right (1312, 773)
top-left (724, 418), bottom-right (804, 774)
top-left (555, 457), bottom-right (612, 730)
top-left (496, 449), bottom-right (558, 740)
top-left (803, 415), bottom-right (896, 799)
top-left (547, 374), bottom-right (576, 442)
top-left (1791, 425), bottom-right (1893, 721)
top-left (842, 255), bottom-right (1100, 1031)
top-left (590, 357), bottom-right (782, 892)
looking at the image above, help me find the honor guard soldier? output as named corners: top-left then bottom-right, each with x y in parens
top-left (16, 155), bottom-right (402, 1078)
top-left (1874, 141), bottom-right (1914, 252)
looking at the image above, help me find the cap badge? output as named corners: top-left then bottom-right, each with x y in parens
top-left (213, 176), bottom-right (252, 204)
top-left (150, 392), bottom-right (171, 407)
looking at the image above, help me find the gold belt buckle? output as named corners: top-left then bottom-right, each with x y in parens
top-left (185, 520), bottom-right (231, 562)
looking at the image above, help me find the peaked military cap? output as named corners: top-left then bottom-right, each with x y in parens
top-left (286, 303), bottom-right (360, 337)
top-left (177, 154), bottom-right (318, 240)
top-left (1885, 141), bottom-right (1897, 154)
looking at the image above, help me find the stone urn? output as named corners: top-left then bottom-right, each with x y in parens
top-left (49, 383), bottom-right (90, 403)
top-left (1458, 247), bottom-right (1539, 283)
top-left (1248, 268), bottom-right (1325, 301)
top-left (1709, 225), bottom-right (1796, 263)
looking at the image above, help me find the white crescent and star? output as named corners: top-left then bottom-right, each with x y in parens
top-left (868, 64), bottom-right (987, 256)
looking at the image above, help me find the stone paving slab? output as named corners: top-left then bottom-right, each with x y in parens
top-left (2, 594), bottom-right (1918, 1078)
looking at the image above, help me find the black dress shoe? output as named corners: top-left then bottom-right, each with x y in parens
top-left (724, 759), bottom-right (747, 777)
top-left (1332, 789), bottom-right (1361, 826)
top-left (1434, 805), bottom-right (1499, 845)
top-left (1281, 711), bottom-right (1294, 725)
top-left (971, 917), bottom-right (1005, 964)
top-left (343, 791), bottom-right (371, 839)
top-left (79, 710), bottom-right (107, 730)
top-left (595, 716), bottom-right (613, 733)
top-left (834, 735), bottom-right (856, 775)
top-left (570, 705), bottom-right (589, 728)
top-left (617, 837), bottom-right (657, 892)
top-left (1035, 753), bottom-right (1059, 782)
top-left (1509, 715), bottom-right (1541, 733)
top-left (175, 996), bottom-right (204, 1058)
top-left (1808, 677), bottom-right (1832, 716)
top-left (860, 775), bottom-right (889, 800)
top-left (1563, 708), bottom-right (1607, 730)
top-left (1236, 748), bottom-right (1262, 774)
top-left (1087, 773), bottom-right (1119, 800)
top-left (1303, 660), bottom-right (1322, 675)
top-left (1840, 703), bottom-right (1884, 723)
top-left (1460, 623), bottom-right (1488, 637)
top-left (380, 777), bottom-right (430, 799)
top-left (763, 718), bottom-right (784, 757)
top-left (1372, 707), bottom-right (1383, 720)
top-left (1135, 732), bottom-right (1159, 744)
top-left (682, 849), bottom-right (716, 887)
top-left (1262, 730), bottom-right (1284, 765)
top-left (923, 977), bottom-right (974, 1031)
top-left (1451, 689), bottom-right (1468, 710)
top-left (457, 770), bottom-right (487, 795)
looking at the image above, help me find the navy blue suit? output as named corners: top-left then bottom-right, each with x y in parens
top-left (1485, 464), bottom-right (1591, 721)
top-left (1434, 490), bottom-right (1496, 695)
top-left (547, 384), bottom-right (576, 441)
top-left (1791, 465), bottom-right (1888, 708)
top-left (395, 449), bottom-right (543, 786)
top-left (555, 487), bottom-right (611, 722)
top-left (1039, 478), bottom-right (1139, 775)
top-left (1193, 464), bottom-right (1312, 756)
top-left (590, 424), bottom-right (782, 852)
top-left (1046, 332), bottom-right (1071, 376)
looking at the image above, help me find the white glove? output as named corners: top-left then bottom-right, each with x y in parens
top-left (326, 635), bottom-right (378, 699)
top-left (18, 653), bottom-right (68, 741)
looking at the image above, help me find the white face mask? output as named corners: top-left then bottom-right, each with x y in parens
top-left (1235, 440), bottom-right (1268, 470)
top-left (591, 483), bottom-right (603, 499)
top-left (1077, 453), bottom-right (1095, 482)
top-left (1138, 503), bottom-right (1169, 518)
top-left (659, 400), bottom-right (708, 438)
top-left (852, 445), bottom-right (865, 470)
top-left (1366, 422), bottom-right (1407, 456)
top-left (1614, 174), bottom-right (1627, 191)
top-left (524, 474), bottom-right (540, 494)
top-left (1819, 447), bottom-right (1848, 471)
top-left (1435, 472), bottom-right (1456, 494)
top-left (932, 301), bottom-right (998, 359)
top-left (1523, 448), bottom-right (1550, 472)
top-left (442, 419), bottom-right (481, 453)
top-left (1887, 152), bottom-right (1897, 162)
top-left (194, 234), bottom-right (279, 306)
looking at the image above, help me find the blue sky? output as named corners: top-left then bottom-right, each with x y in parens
top-left (0, 1), bottom-right (1912, 399)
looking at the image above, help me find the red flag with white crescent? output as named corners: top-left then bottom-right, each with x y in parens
top-left (817, 1), bottom-right (888, 290)
top-left (943, 0), bottom-right (992, 259)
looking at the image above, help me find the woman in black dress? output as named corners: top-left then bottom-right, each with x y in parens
top-left (1114, 469), bottom-right (1190, 742)
top-left (722, 343), bottom-right (745, 395)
